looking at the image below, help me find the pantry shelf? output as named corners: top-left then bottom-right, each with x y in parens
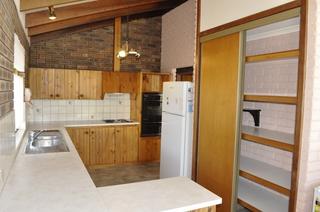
top-left (241, 125), bottom-right (294, 152)
top-left (238, 177), bottom-right (289, 212)
top-left (239, 156), bottom-right (291, 196)
top-left (245, 49), bottom-right (299, 63)
top-left (243, 94), bottom-right (297, 105)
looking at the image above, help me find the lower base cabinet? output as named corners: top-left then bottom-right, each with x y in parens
top-left (67, 125), bottom-right (138, 166)
top-left (139, 136), bottom-right (160, 162)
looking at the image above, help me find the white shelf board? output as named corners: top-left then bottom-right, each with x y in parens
top-left (238, 177), bottom-right (289, 212)
top-left (242, 125), bottom-right (294, 145)
top-left (240, 156), bottom-right (291, 189)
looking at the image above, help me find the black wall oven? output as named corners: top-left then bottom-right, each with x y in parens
top-left (141, 92), bottom-right (162, 137)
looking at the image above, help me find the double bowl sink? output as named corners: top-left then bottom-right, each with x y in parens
top-left (25, 130), bottom-right (69, 154)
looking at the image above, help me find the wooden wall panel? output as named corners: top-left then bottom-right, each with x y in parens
top-left (197, 33), bottom-right (241, 212)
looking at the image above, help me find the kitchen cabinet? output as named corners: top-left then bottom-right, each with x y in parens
top-left (67, 125), bottom-right (138, 166)
top-left (102, 71), bottom-right (139, 94)
top-left (67, 127), bottom-right (91, 166)
top-left (89, 127), bottom-right (115, 165)
top-left (115, 125), bottom-right (139, 164)
top-left (53, 69), bottom-right (65, 99)
top-left (79, 70), bottom-right (102, 99)
top-left (29, 68), bottom-right (55, 99)
top-left (64, 69), bottom-right (79, 99)
top-left (139, 136), bottom-right (160, 162)
top-left (29, 68), bottom-right (101, 100)
top-left (142, 73), bottom-right (171, 93)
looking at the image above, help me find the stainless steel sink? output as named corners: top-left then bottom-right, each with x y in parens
top-left (25, 130), bottom-right (69, 154)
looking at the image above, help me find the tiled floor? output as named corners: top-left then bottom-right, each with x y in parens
top-left (88, 162), bottom-right (160, 187)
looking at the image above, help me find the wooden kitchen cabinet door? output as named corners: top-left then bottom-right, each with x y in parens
top-left (53, 69), bottom-right (65, 99)
top-left (102, 72), bottom-right (119, 93)
top-left (79, 70), bottom-right (102, 99)
top-left (119, 72), bottom-right (139, 93)
top-left (115, 125), bottom-right (139, 164)
top-left (67, 128), bottom-right (91, 166)
top-left (29, 68), bottom-right (55, 99)
top-left (142, 74), bottom-right (161, 92)
top-left (90, 127), bottom-right (115, 165)
top-left (64, 69), bottom-right (79, 99)
top-left (139, 136), bottom-right (160, 162)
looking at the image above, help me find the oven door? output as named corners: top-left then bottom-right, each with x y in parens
top-left (141, 122), bottom-right (162, 137)
top-left (142, 93), bottom-right (162, 122)
top-left (141, 93), bottom-right (162, 136)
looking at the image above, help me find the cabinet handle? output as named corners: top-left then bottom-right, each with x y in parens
top-left (85, 131), bottom-right (89, 134)
top-left (56, 94), bottom-right (60, 97)
top-left (91, 131), bottom-right (94, 134)
top-left (50, 94), bottom-right (54, 98)
top-left (116, 130), bottom-right (120, 133)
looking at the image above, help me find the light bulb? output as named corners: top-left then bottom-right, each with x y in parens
top-left (48, 6), bottom-right (56, 20)
top-left (117, 50), bottom-right (127, 58)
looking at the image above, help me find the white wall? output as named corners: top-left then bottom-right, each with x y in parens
top-left (200, 0), bottom-right (294, 32)
top-left (161, 0), bottom-right (196, 72)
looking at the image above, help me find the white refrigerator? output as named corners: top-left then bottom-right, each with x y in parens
top-left (160, 81), bottom-right (194, 179)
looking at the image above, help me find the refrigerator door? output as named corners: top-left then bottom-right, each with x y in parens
top-left (162, 82), bottom-right (188, 116)
top-left (160, 112), bottom-right (186, 178)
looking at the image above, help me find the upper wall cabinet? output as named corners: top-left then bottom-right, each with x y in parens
top-left (142, 72), bottom-right (171, 92)
top-left (29, 68), bottom-right (55, 99)
top-left (102, 72), bottom-right (139, 94)
top-left (29, 68), bottom-right (102, 100)
top-left (79, 70), bottom-right (102, 99)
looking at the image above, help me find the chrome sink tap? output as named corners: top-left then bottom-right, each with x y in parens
top-left (29, 130), bottom-right (44, 141)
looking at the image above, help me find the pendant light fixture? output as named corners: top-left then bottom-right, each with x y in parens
top-left (48, 6), bottom-right (56, 20)
top-left (117, 16), bottom-right (141, 59)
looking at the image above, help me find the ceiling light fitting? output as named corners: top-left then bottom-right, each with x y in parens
top-left (117, 16), bottom-right (140, 59)
top-left (48, 6), bottom-right (56, 20)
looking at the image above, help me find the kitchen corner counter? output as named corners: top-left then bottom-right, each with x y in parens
top-left (0, 121), bottom-right (221, 212)
top-left (98, 177), bottom-right (222, 212)
top-left (27, 120), bottom-right (140, 130)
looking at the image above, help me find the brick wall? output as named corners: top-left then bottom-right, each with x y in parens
top-left (0, 0), bottom-right (28, 191)
top-left (120, 15), bottom-right (161, 72)
top-left (30, 23), bottom-right (114, 70)
top-left (0, 0), bottom-right (29, 119)
top-left (30, 16), bottom-right (162, 72)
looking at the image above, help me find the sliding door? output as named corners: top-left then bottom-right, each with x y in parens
top-left (197, 32), bottom-right (243, 212)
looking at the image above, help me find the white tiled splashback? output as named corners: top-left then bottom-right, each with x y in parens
top-left (27, 93), bottom-right (130, 122)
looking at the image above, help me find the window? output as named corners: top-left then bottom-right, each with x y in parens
top-left (13, 34), bottom-right (26, 131)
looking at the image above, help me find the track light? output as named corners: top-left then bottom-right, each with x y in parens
top-left (48, 6), bottom-right (56, 20)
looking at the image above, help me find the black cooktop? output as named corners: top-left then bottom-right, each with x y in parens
top-left (103, 119), bottom-right (132, 123)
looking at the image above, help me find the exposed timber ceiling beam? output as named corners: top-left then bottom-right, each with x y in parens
top-left (26, 0), bottom-right (186, 36)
